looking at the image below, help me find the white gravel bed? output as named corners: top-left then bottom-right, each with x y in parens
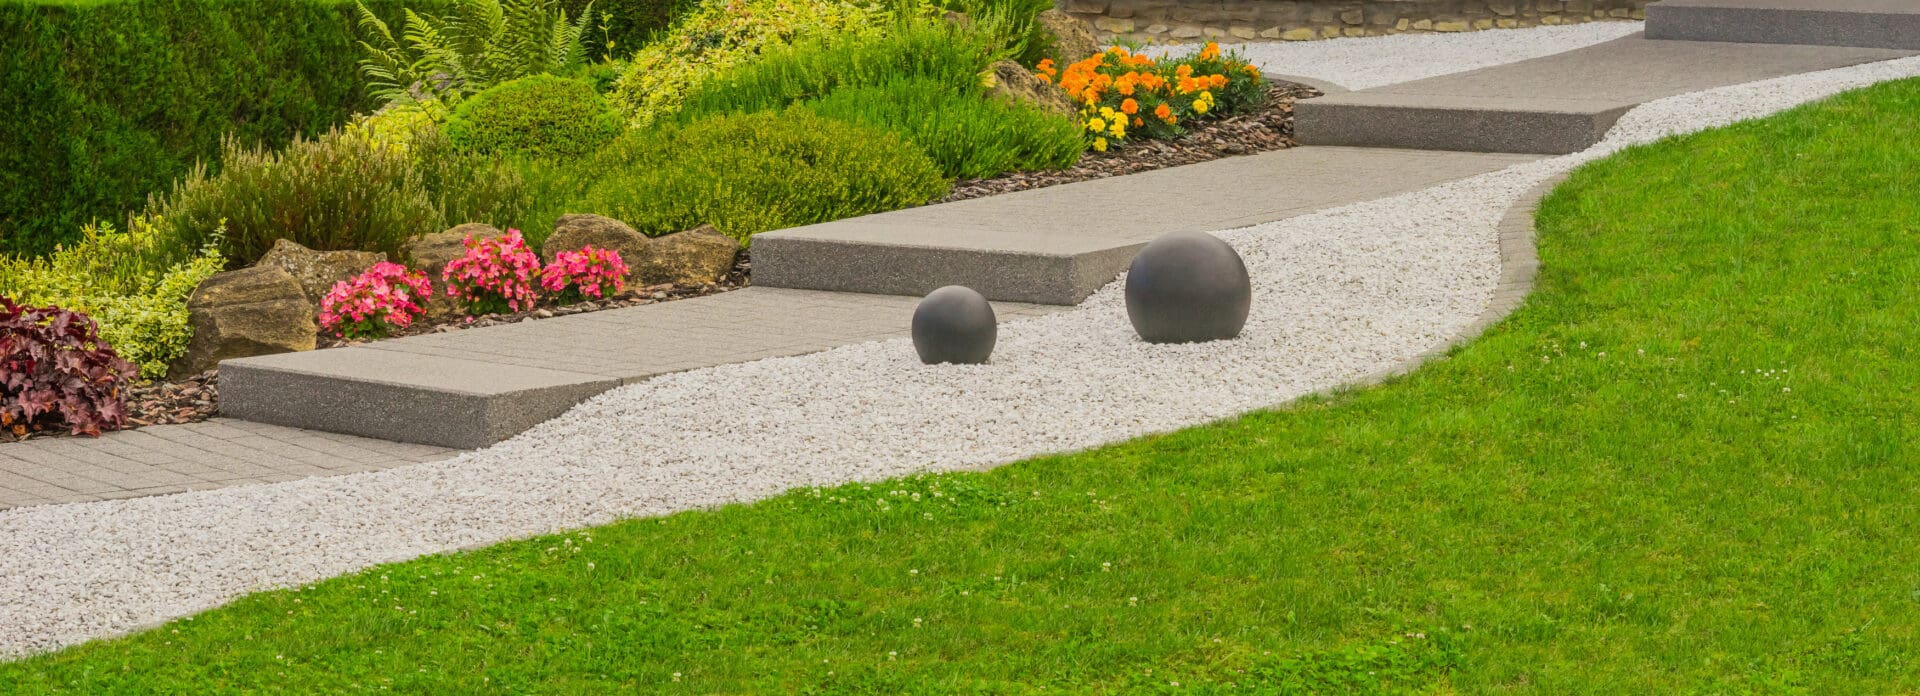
top-left (4, 49), bottom-right (1920, 660)
top-left (1150, 21), bottom-right (1645, 90)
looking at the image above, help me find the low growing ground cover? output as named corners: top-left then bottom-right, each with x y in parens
top-left (5, 76), bottom-right (1916, 692)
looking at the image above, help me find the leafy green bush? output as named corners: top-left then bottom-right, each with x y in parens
top-left (0, 218), bottom-right (225, 379)
top-left (354, 0), bottom-right (593, 107)
top-left (583, 108), bottom-right (948, 244)
top-left (608, 0), bottom-right (891, 125)
top-left (445, 75), bottom-right (624, 157)
top-left (676, 17), bottom-right (996, 120)
top-left (145, 127), bottom-right (528, 266)
top-left (561, 0), bottom-right (692, 61)
top-left (802, 77), bottom-right (1081, 179)
top-left (0, 0), bottom-right (446, 257)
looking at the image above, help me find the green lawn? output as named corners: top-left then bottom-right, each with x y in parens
top-left (6, 79), bottom-right (1920, 694)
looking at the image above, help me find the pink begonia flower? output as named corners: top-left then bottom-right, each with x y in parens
top-left (443, 229), bottom-right (542, 315)
top-left (540, 246), bottom-right (628, 302)
top-left (319, 261), bottom-right (432, 340)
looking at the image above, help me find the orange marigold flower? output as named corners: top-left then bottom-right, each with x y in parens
top-left (1209, 74), bottom-right (1228, 88)
top-left (1198, 42), bottom-right (1220, 60)
top-left (1133, 116), bottom-right (1144, 127)
top-left (1243, 64), bottom-right (1260, 77)
top-left (1120, 98), bottom-right (1139, 114)
top-left (1154, 103), bottom-right (1173, 120)
top-left (1175, 64), bottom-right (1193, 78)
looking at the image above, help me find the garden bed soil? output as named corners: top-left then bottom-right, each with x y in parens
top-left (10, 83), bottom-right (1316, 444)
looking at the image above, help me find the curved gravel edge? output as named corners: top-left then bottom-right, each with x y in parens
top-left (1151, 21), bottom-right (1646, 91)
top-left (4, 54), bottom-right (1920, 660)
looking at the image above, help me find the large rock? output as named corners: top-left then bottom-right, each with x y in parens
top-left (986, 60), bottom-right (1076, 118)
top-left (1037, 9), bottom-right (1101, 65)
top-left (255, 239), bottom-right (385, 307)
top-left (169, 266), bottom-right (316, 379)
top-left (406, 222), bottom-right (504, 319)
top-left (405, 222), bottom-right (505, 282)
top-left (630, 225), bottom-right (738, 287)
top-left (541, 214), bottom-right (651, 272)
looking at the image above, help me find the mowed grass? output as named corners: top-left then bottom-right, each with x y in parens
top-left (5, 79), bottom-right (1920, 694)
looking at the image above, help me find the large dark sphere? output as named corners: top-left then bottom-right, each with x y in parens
top-left (1125, 231), bottom-right (1251, 344)
top-left (913, 286), bottom-right (997, 364)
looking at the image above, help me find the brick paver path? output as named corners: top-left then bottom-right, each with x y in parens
top-left (0, 420), bottom-right (453, 510)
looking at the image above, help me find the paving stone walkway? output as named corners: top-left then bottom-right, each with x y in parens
top-left (0, 420), bottom-right (452, 510)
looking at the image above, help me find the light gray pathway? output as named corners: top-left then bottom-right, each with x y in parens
top-left (755, 147), bottom-right (1539, 304)
top-left (0, 420), bottom-right (452, 510)
top-left (1295, 33), bottom-right (1914, 153)
top-left (1647, 0), bottom-right (1920, 50)
top-left (221, 289), bottom-right (1062, 449)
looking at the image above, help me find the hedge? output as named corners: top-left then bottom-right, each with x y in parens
top-left (0, 0), bottom-right (450, 257)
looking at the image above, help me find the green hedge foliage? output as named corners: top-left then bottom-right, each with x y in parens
top-left (0, 0), bottom-right (451, 258)
top-left (559, 0), bottom-right (690, 60)
top-left (676, 17), bottom-right (997, 121)
top-left (445, 75), bottom-right (624, 158)
top-left (804, 77), bottom-right (1082, 179)
top-left (583, 108), bottom-right (948, 245)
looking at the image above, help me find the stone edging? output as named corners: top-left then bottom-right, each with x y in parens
top-left (1066, 0), bottom-right (1648, 44)
top-left (1350, 170), bottom-right (1564, 387)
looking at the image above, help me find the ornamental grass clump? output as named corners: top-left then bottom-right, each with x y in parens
top-left (0, 299), bottom-right (138, 438)
top-left (443, 229), bottom-right (543, 316)
top-left (319, 262), bottom-right (433, 340)
top-left (540, 247), bottom-right (628, 304)
top-left (802, 76), bottom-right (1083, 179)
top-left (1038, 42), bottom-right (1266, 151)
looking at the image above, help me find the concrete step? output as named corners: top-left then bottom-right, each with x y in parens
top-left (220, 288), bottom-right (1062, 449)
top-left (1646, 0), bottom-right (1920, 51)
top-left (1294, 34), bottom-right (1913, 154)
top-left (753, 147), bottom-right (1540, 305)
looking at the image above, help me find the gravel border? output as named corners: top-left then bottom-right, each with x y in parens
top-left (4, 43), bottom-right (1918, 659)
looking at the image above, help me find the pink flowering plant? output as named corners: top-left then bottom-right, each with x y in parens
top-left (318, 262), bottom-right (432, 340)
top-left (443, 229), bottom-right (541, 316)
top-left (540, 246), bottom-right (629, 305)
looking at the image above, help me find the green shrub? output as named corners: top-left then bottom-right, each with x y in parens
top-left (145, 127), bottom-right (529, 266)
top-left (0, 217), bottom-right (225, 379)
top-left (562, 0), bottom-right (692, 61)
top-left (583, 108), bottom-right (948, 244)
top-left (353, 0), bottom-right (593, 107)
top-left (608, 0), bottom-right (891, 125)
top-left (445, 75), bottom-right (624, 158)
top-left (0, 0), bottom-right (449, 258)
top-left (803, 77), bottom-right (1082, 179)
top-left (676, 17), bottom-right (997, 120)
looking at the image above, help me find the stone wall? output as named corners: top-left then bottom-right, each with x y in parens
top-left (1060, 0), bottom-right (1648, 43)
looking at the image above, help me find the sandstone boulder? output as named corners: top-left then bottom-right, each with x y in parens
top-left (630, 225), bottom-right (737, 287)
top-left (169, 266), bottom-right (316, 379)
top-left (541, 214), bottom-right (651, 273)
top-left (255, 238), bottom-right (385, 307)
top-left (986, 60), bottom-right (1076, 118)
top-left (1037, 9), bottom-right (1101, 65)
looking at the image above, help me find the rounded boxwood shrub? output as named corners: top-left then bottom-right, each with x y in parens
top-left (444, 75), bottom-right (624, 158)
top-left (583, 108), bottom-right (949, 245)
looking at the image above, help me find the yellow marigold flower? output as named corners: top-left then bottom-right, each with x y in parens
top-left (1109, 120), bottom-right (1125, 138)
top-left (1087, 117), bottom-right (1106, 132)
top-left (1192, 99), bottom-right (1209, 115)
top-left (1093, 137), bottom-right (1108, 152)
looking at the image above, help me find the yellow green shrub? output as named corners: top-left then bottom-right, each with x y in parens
top-left (609, 0), bottom-right (891, 125)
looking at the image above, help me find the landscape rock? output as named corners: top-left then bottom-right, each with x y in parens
top-left (169, 266), bottom-right (316, 379)
top-left (986, 60), bottom-right (1077, 118)
top-left (630, 225), bottom-right (738, 287)
top-left (541, 214), bottom-right (651, 272)
top-left (1037, 9), bottom-right (1102, 65)
top-left (254, 239), bottom-right (386, 307)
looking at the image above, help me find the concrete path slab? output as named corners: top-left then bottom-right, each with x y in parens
top-left (1294, 34), bottom-right (1913, 153)
top-left (1647, 0), bottom-right (1920, 51)
top-left (220, 288), bottom-right (1062, 449)
top-left (0, 419), bottom-right (454, 510)
top-left (754, 147), bottom-right (1541, 304)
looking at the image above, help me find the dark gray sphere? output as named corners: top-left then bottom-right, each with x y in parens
top-left (1125, 231), bottom-right (1251, 344)
top-left (913, 286), bottom-right (997, 364)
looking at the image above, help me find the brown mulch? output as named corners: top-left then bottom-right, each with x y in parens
top-left (940, 81), bottom-right (1322, 203)
top-left (21, 86), bottom-right (1319, 442)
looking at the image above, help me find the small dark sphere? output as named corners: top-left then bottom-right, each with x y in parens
top-left (912, 286), bottom-right (997, 364)
top-left (1125, 231), bottom-right (1252, 344)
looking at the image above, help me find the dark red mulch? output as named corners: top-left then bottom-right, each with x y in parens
top-left (939, 81), bottom-right (1321, 203)
top-left (18, 86), bottom-right (1319, 442)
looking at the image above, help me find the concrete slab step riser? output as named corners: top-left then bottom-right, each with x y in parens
top-left (754, 237), bottom-right (1143, 306)
top-left (1293, 102), bottom-right (1628, 155)
top-left (1646, 5), bottom-right (1920, 51)
top-left (221, 363), bottom-right (617, 450)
